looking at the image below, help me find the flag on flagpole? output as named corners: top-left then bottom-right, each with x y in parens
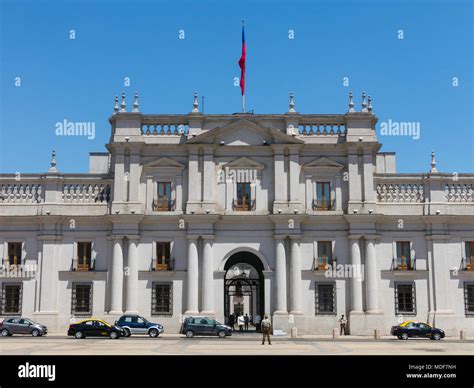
top-left (238, 23), bottom-right (246, 111)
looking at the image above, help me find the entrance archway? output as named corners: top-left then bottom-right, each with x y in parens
top-left (224, 251), bottom-right (265, 331)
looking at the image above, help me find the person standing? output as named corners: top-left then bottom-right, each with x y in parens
top-left (261, 315), bottom-right (272, 345)
top-left (238, 314), bottom-right (245, 333)
top-left (228, 313), bottom-right (235, 331)
top-left (254, 314), bottom-right (261, 332)
top-left (339, 314), bottom-right (347, 336)
top-left (244, 313), bottom-right (250, 331)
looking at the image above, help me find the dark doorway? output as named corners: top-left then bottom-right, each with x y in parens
top-left (224, 251), bottom-right (265, 331)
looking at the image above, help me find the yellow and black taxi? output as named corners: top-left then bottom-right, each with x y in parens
top-left (67, 319), bottom-right (125, 339)
top-left (391, 320), bottom-right (445, 340)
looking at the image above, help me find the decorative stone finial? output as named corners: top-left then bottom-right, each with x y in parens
top-left (133, 92), bottom-right (139, 112)
top-left (430, 150), bottom-right (438, 173)
top-left (120, 93), bottom-right (126, 112)
top-left (368, 95), bottom-right (373, 113)
top-left (288, 92), bottom-right (295, 113)
top-left (349, 91), bottom-right (355, 112)
top-left (49, 150), bottom-right (57, 173)
top-left (361, 91), bottom-right (368, 112)
top-left (192, 92), bottom-right (199, 113)
top-left (113, 96), bottom-right (119, 113)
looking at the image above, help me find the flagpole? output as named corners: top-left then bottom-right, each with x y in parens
top-left (242, 94), bottom-right (245, 113)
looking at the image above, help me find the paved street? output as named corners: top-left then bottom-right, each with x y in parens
top-left (1, 334), bottom-right (473, 355)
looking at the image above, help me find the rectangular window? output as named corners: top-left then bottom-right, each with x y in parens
top-left (315, 283), bottom-right (336, 315)
top-left (71, 283), bottom-right (92, 316)
top-left (464, 283), bottom-right (474, 315)
top-left (155, 242), bottom-right (171, 271)
top-left (152, 283), bottom-right (173, 316)
top-left (395, 282), bottom-right (416, 315)
top-left (155, 182), bottom-right (172, 211)
top-left (1, 284), bottom-right (22, 315)
top-left (235, 182), bottom-right (252, 211)
top-left (316, 241), bottom-right (333, 269)
top-left (76, 242), bottom-right (92, 271)
top-left (396, 241), bottom-right (413, 270)
top-left (7, 242), bottom-right (22, 267)
top-left (465, 241), bottom-right (474, 270)
top-left (315, 182), bottom-right (332, 210)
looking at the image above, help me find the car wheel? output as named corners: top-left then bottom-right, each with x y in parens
top-left (109, 331), bottom-right (119, 339)
top-left (31, 329), bottom-right (40, 337)
top-left (432, 333), bottom-right (441, 341)
top-left (218, 331), bottom-right (226, 339)
top-left (185, 330), bottom-right (194, 338)
top-left (74, 331), bottom-right (84, 339)
top-left (1, 329), bottom-right (9, 337)
top-left (401, 333), bottom-right (409, 340)
top-left (123, 328), bottom-right (131, 337)
top-left (397, 335), bottom-right (402, 340)
top-left (149, 329), bottom-right (159, 338)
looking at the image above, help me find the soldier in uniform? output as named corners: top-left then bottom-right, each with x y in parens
top-left (261, 315), bottom-right (272, 345)
top-left (339, 314), bottom-right (347, 335)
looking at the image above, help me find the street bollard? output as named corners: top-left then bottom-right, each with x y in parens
top-left (291, 327), bottom-right (297, 338)
top-left (460, 330), bottom-right (467, 340)
top-left (332, 328), bottom-right (339, 339)
top-left (374, 329), bottom-right (381, 339)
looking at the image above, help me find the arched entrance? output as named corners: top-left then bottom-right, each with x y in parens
top-left (224, 251), bottom-right (265, 330)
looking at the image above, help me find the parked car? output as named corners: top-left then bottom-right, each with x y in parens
top-left (0, 317), bottom-right (48, 337)
top-left (180, 317), bottom-right (232, 339)
top-left (67, 319), bottom-right (125, 339)
top-left (391, 321), bottom-right (445, 340)
top-left (115, 314), bottom-right (164, 338)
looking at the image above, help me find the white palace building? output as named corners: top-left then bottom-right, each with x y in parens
top-left (1, 91), bottom-right (473, 335)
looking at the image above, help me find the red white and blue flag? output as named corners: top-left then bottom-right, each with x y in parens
top-left (238, 24), bottom-right (246, 97)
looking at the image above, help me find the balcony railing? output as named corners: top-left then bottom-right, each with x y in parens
top-left (314, 256), bottom-right (335, 270)
top-left (62, 183), bottom-right (111, 203)
top-left (152, 199), bottom-right (175, 211)
top-left (461, 257), bottom-right (473, 271)
top-left (0, 183), bottom-right (44, 203)
top-left (232, 199), bottom-right (255, 211)
top-left (391, 257), bottom-right (416, 271)
top-left (312, 198), bottom-right (336, 211)
top-left (0, 263), bottom-right (37, 278)
top-left (72, 258), bottom-right (95, 272)
top-left (151, 258), bottom-right (174, 271)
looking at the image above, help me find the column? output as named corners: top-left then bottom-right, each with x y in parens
top-left (273, 146), bottom-right (287, 204)
top-left (125, 236), bottom-right (139, 314)
top-left (289, 147), bottom-right (300, 203)
top-left (37, 236), bottom-right (60, 313)
top-left (201, 237), bottom-right (214, 314)
top-left (348, 152), bottom-right (362, 203)
top-left (129, 153), bottom-right (140, 203)
top-left (110, 236), bottom-right (124, 314)
top-left (289, 237), bottom-right (304, 314)
top-left (113, 152), bottom-right (126, 202)
top-left (202, 147), bottom-right (214, 204)
top-left (365, 238), bottom-right (380, 313)
top-left (188, 148), bottom-right (200, 203)
top-left (362, 151), bottom-right (375, 203)
top-left (185, 236), bottom-right (199, 314)
top-left (350, 236), bottom-right (363, 313)
top-left (274, 236), bottom-right (287, 314)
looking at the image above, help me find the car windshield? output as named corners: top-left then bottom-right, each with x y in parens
top-left (22, 319), bottom-right (34, 325)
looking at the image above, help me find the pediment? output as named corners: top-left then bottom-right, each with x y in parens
top-left (187, 118), bottom-right (303, 146)
top-left (223, 156), bottom-right (265, 170)
top-left (303, 157), bottom-right (344, 170)
top-left (143, 157), bottom-right (185, 170)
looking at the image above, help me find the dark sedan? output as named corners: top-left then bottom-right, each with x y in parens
top-left (0, 317), bottom-right (48, 337)
top-left (391, 321), bottom-right (445, 340)
top-left (67, 319), bottom-right (125, 339)
top-left (180, 317), bottom-right (232, 339)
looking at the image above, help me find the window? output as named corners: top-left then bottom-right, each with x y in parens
top-left (464, 283), bottom-right (474, 315)
top-left (71, 283), bottom-right (92, 316)
top-left (395, 283), bottom-right (416, 315)
top-left (76, 242), bottom-right (92, 271)
top-left (315, 283), bottom-right (336, 315)
top-left (7, 242), bottom-right (22, 267)
top-left (235, 182), bottom-right (252, 211)
top-left (152, 283), bottom-right (172, 316)
top-left (155, 182), bottom-right (172, 211)
top-left (315, 182), bottom-right (333, 210)
top-left (1, 284), bottom-right (22, 315)
top-left (316, 241), bottom-right (333, 269)
top-left (396, 241), bottom-right (413, 270)
top-left (465, 242), bottom-right (474, 270)
top-left (155, 242), bottom-right (171, 271)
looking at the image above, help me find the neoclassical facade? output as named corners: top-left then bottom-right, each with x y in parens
top-left (1, 92), bottom-right (473, 335)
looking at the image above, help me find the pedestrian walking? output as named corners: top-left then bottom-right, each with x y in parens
top-left (261, 315), bottom-right (272, 345)
top-left (244, 313), bottom-right (250, 331)
top-left (339, 314), bottom-right (347, 336)
top-left (238, 314), bottom-right (245, 333)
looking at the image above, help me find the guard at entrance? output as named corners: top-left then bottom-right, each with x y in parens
top-left (261, 315), bottom-right (272, 345)
top-left (339, 314), bottom-right (347, 335)
top-left (244, 313), bottom-right (250, 331)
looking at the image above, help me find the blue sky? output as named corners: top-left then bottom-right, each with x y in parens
top-left (0, 0), bottom-right (472, 174)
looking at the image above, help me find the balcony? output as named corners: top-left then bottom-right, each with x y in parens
top-left (391, 257), bottom-right (416, 271)
top-left (313, 256), bottom-right (335, 271)
top-left (312, 198), bottom-right (336, 211)
top-left (72, 258), bottom-right (95, 272)
top-left (151, 258), bottom-right (174, 272)
top-left (0, 263), bottom-right (37, 279)
top-left (152, 199), bottom-right (175, 212)
top-left (460, 258), bottom-right (473, 271)
top-left (232, 199), bottom-right (255, 212)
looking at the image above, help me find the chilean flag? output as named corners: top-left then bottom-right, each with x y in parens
top-left (238, 24), bottom-right (246, 96)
